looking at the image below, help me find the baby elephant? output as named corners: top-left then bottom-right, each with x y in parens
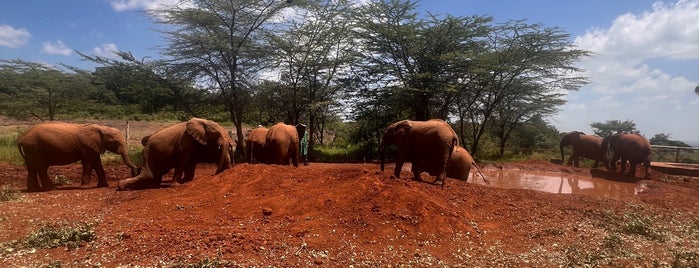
top-left (17, 122), bottom-right (139, 191)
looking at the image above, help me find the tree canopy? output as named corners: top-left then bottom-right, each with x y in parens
top-left (1, 0), bottom-right (599, 160)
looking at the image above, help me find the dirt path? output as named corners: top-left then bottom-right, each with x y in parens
top-left (1, 160), bottom-right (698, 267)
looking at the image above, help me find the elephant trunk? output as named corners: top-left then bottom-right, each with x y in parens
top-left (118, 148), bottom-right (140, 177)
top-left (560, 142), bottom-right (565, 164)
top-left (379, 143), bottom-right (386, 172)
top-left (214, 145), bottom-right (232, 175)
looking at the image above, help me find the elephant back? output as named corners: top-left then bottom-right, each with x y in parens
top-left (265, 123), bottom-right (300, 165)
top-left (447, 146), bottom-right (473, 181)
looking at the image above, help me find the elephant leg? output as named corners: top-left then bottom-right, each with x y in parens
top-left (592, 160), bottom-right (600, 168)
top-left (619, 156), bottom-right (627, 174)
top-left (80, 160), bottom-right (92, 186)
top-left (172, 168), bottom-right (184, 184)
top-left (573, 157), bottom-right (580, 168)
top-left (393, 161), bottom-right (404, 179)
top-left (93, 159), bottom-right (108, 188)
top-left (181, 163), bottom-right (197, 183)
top-left (25, 166), bottom-right (41, 192)
top-left (37, 166), bottom-right (55, 191)
top-left (567, 153), bottom-right (576, 166)
top-left (643, 158), bottom-right (651, 178)
top-left (182, 166), bottom-right (196, 183)
top-left (610, 153), bottom-right (620, 171)
top-left (627, 161), bottom-right (638, 177)
top-left (412, 169), bottom-right (422, 181)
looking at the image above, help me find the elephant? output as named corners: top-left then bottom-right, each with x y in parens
top-left (445, 145), bottom-right (473, 181)
top-left (560, 131), bottom-right (607, 168)
top-left (117, 118), bottom-right (236, 190)
top-left (264, 122), bottom-right (303, 167)
top-left (602, 132), bottom-right (652, 178)
top-left (17, 122), bottom-right (139, 192)
top-left (245, 126), bottom-right (269, 164)
top-left (379, 119), bottom-right (458, 187)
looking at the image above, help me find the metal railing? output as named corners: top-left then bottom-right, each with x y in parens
top-left (651, 145), bottom-right (699, 163)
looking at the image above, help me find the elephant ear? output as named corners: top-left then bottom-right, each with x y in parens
top-left (185, 118), bottom-right (211, 145)
top-left (79, 124), bottom-right (106, 154)
top-left (393, 120), bottom-right (412, 137)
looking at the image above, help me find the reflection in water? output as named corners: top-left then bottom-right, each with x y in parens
top-left (473, 170), bottom-right (645, 199)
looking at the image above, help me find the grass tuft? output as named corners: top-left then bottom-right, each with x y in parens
top-left (620, 212), bottom-right (665, 241)
top-left (0, 186), bottom-right (20, 202)
top-left (23, 221), bottom-right (97, 249)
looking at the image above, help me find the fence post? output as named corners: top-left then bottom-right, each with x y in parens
top-left (126, 121), bottom-right (130, 149)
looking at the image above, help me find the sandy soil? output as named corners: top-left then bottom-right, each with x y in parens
top-left (1, 119), bottom-right (698, 266)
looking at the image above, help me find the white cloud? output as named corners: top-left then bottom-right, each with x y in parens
top-left (575, 0), bottom-right (699, 60)
top-left (553, 0), bottom-right (699, 142)
top-left (0, 24), bottom-right (31, 48)
top-left (93, 43), bottom-right (120, 58)
top-left (40, 40), bottom-right (72, 56)
top-left (109, 0), bottom-right (180, 11)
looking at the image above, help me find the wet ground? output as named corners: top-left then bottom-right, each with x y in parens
top-left (476, 168), bottom-right (646, 199)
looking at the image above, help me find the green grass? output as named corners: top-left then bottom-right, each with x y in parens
top-left (0, 186), bottom-right (20, 202)
top-left (0, 128), bottom-right (24, 165)
top-left (620, 212), bottom-right (665, 241)
top-left (22, 221), bottom-right (97, 249)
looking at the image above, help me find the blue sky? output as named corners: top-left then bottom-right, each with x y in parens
top-left (1, 0), bottom-right (698, 143)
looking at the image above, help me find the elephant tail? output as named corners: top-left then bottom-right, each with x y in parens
top-left (471, 161), bottom-right (489, 185)
top-left (16, 141), bottom-right (28, 164)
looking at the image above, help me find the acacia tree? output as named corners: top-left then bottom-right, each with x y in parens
top-left (0, 59), bottom-right (92, 121)
top-left (488, 81), bottom-right (564, 157)
top-left (149, 0), bottom-right (295, 153)
top-left (457, 20), bottom-right (589, 156)
top-left (265, 0), bottom-right (357, 159)
top-left (590, 119), bottom-right (639, 137)
top-left (349, 0), bottom-right (492, 153)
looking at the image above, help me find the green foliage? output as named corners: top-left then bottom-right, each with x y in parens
top-left (649, 133), bottom-right (690, 147)
top-left (22, 221), bottom-right (96, 249)
top-left (620, 212), bottom-right (665, 241)
top-left (0, 127), bottom-right (24, 165)
top-left (590, 120), bottom-right (639, 137)
top-left (313, 144), bottom-right (366, 163)
top-left (0, 186), bottom-right (20, 202)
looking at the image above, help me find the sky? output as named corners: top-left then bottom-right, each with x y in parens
top-left (1, 0), bottom-right (698, 143)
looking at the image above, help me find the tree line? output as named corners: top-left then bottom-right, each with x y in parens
top-left (6, 0), bottom-right (670, 161)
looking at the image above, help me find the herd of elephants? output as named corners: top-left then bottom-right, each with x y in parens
top-left (14, 117), bottom-right (653, 192)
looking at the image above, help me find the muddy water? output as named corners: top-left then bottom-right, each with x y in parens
top-left (471, 169), bottom-right (646, 199)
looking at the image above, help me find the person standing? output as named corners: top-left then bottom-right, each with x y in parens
top-left (297, 123), bottom-right (309, 165)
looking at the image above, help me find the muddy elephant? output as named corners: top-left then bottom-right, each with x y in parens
top-left (602, 132), bottom-right (652, 178)
top-left (117, 118), bottom-right (236, 190)
top-left (379, 119), bottom-right (458, 186)
top-left (245, 126), bottom-right (269, 164)
top-left (264, 122), bottom-right (302, 167)
top-left (560, 131), bottom-right (608, 168)
top-left (17, 122), bottom-right (139, 192)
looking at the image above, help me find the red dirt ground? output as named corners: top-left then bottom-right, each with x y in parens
top-left (1, 159), bottom-right (699, 267)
